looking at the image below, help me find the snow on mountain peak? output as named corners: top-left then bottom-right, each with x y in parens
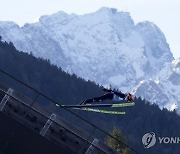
top-left (96, 7), bottom-right (117, 14)
top-left (136, 21), bottom-right (173, 59)
top-left (39, 11), bottom-right (76, 26)
top-left (134, 58), bottom-right (180, 114)
top-left (136, 21), bottom-right (174, 76)
top-left (0, 21), bottom-right (19, 28)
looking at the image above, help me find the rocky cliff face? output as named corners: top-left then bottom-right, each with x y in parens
top-left (133, 58), bottom-right (180, 113)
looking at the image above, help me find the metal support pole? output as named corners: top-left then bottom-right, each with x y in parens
top-left (40, 113), bottom-right (56, 136)
top-left (85, 138), bottom-right (99, 154)
top-left (0, 88), bottom-right (13, 111)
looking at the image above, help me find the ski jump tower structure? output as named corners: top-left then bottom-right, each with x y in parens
top-left (0, 82), bottom-right (120, 154)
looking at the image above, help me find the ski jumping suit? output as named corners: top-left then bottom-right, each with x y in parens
top-left (83, 91), bottom-right (127, 104)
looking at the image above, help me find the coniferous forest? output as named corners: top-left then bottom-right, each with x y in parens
top-left (0, 39), bottom-right (180, 154)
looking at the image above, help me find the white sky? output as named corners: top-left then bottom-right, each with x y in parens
top-left (0, 0), bottom-right (179, 59)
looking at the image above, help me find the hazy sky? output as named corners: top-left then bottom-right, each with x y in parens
top-left (0, 0), bottom-right (179, 59)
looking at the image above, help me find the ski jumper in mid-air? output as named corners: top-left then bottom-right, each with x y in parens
top-left (80, 88), bottom-right (134, 105)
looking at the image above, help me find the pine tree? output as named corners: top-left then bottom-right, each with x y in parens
top-left (105, 127), bottom-right (130, 154)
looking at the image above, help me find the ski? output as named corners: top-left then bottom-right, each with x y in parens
top-left (60, 102), bottom-right (135, 108)
top-left (72, 107), bottom-right (126, 115)
top-left (55, 102), bottom-right (134, 114)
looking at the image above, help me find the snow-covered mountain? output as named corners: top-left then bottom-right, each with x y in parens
top-left (0, 7), bottom-right (179, 113)
top-left (133, 58), bottom-right (180, 113)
